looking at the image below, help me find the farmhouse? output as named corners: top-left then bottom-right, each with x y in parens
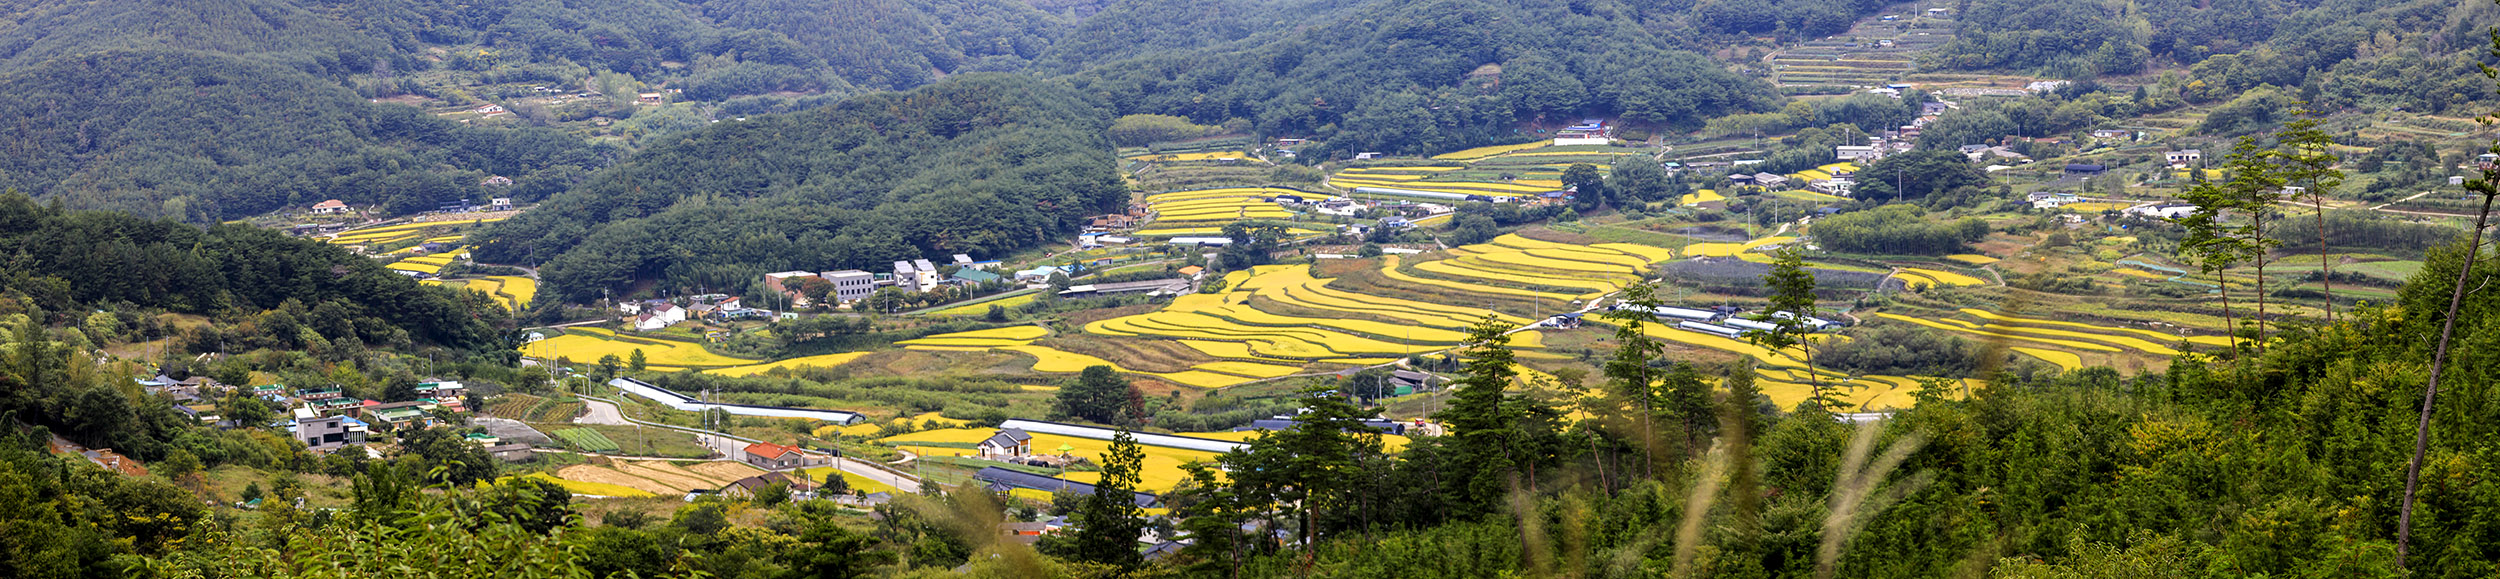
top-left (1015, 265), bottom-right (1068, 283)
top-left (977, 428), bottom-right (1033, 459)
top-left (1752, 173), bottom-right (1790, 189)
top-left (309, 200), bottom-right (351, 214)
top-left (2028, 192), bottom-right (2082, 209)
top-left (633, 303), bottom-right (685, 331)
top-left (2165, 149), bottom-right (2204, 167)
top-left (744, 441), bottom-right (805, 470)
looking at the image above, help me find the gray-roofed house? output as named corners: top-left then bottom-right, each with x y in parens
top-left (977, 428), bottom-right (1033, 459)
top-left (975, 466), bottom-right (1162, 508)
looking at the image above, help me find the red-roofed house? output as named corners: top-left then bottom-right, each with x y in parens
top-left (744, 442), bottom-right (803, 469)
top-left (310, 199), bottom-right (351, 214)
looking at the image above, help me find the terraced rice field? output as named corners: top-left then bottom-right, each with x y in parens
top-left (521, 328), bottom-right (760, 368)
top-left (1893, 268), bottom-right (1989, 288)
top-left (518, 472), bottom-right (653, 498)
top-left (1434, 141), bottom-right (1550, 160)
top-left (1144, 187), bottom-right (1315, 223)
top-left (2062, 202), bottom-right (2134, 213)
top-left (884, 428), bottom-right (1228, 491)
top-left (1679, 189), bottom-right (1727, 206)
top-left (2012, 347), bottom-right (2084, 371)
top-left (1945, 254), bottom-right (2001, 265)
top-left (425, 275), bottom-right (537, 310)
top-left (928, 293), bottom-right (1036, 316)
top-left (1956, 309), bottom-right (2232, 347)
top-left (1132, 151), bottom-right (1255, 163)
top-left (1685, 236), bottom-right (1797, 257)
top-left (703, 352), bottom-right (876, 377)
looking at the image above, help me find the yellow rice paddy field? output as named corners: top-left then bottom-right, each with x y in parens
top-left (1434, 141), bottom-right (1550, 160)
top-left (703, 352), bottom-right (876, 377)
top-left (522, 328), bottom-right (759, 368)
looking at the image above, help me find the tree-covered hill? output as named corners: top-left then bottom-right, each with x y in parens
top-left (690, 0), bottom-right (1069, 91)
top-left (1029, 0), bottom-right (1352, 73)
top-left (0, 50), bottom-right (607, 221)
top-left (0, 0), bottom-right (395, 72)
top-left (0, 0), bottom-right (1074, 94)
top-left (1068, 0), bottom-right (1785, 157)
top-left (471, 73), bottom-right (1126, 303)
top-left (1936, 0), bottom-right (2500, 108)
top-left (0, 191), bottom-right (508, 350)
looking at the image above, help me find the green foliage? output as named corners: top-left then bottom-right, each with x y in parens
top-left (0, 50), bottom-right (604, 220)
top-left (1813, 204), bottom-right (1991, 255)
top-left (1055, 366), bottom-right (1140, 426)
top-left (1052, 430), bottom-right (1147, 570)
top-left (1068, 0), bottom-right (1780, 156)
top-left (1818, 324), bottom-right (1982, 376)
top-left (1847, 149), bottom-right (1993, 206)
top-left (477, 73), bottom-right (1124, 303)
top-left (1106, 114), bottom-right (1225, 147)
top-left (392, 426), bottom-right (499, 486)
top-left (1934, 0), bottom-right (2151, 76)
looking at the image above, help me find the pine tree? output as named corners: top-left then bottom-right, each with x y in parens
top-left (627, 348), bottom-right (647, 373)
top-left (2399, 142), bottom-right (2500, 568)
top-left (2221, 139), bottom-right (2291, 346)
top-left (2272, 108), bottom-right (2346, 322)
top-left (1170, 461), bottom-right (1253, 578)
top-left (2179, 158), bottom-right (2255, 355)
top-left (1599, 283), bottom-right (1665, 478)
top-left (1755, 248), bottom-right (1833, 409)
top-left (1434, 315), bottom-right (1521, 517)
top-left (1064, 430), bottom-right (1147, 570)
top-left (1231, 384), bottom-right (1382, 544)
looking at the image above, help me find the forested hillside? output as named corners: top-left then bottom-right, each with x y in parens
top-left (472, 73), bottom-right (1125, 303)
top-left (1030, 0), bottom-right (1348, 72)
top-left (0, 0), bottom-right (1073, 94)
top-left (0, 50), bottom-right (606, 220)
top-left (0, 191), bottom-right (508, 350)
top-left (1070, 0), bottom-right (1785, 156)
top-left (1937, 0), bottom-right (2500, 113)
top-left (692, 0), bottom-right (1067, 91)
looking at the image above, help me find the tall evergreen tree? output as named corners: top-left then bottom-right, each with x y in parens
top-left (2178, 159), bottom-right (2259, 355)
top-left (2272, 108), bottom-right (2345, 322)
top-left (1599, 283), bottom-right (1665, 478)
top-left (1434, 315), bottom-right (1522, 518)
top-left (1062, 430), bottom-right (1148, 571)
top-left (1228, 384), bottom-right (1383, 545)
top-left (2398, 143), bottom-right (2500, 568)
top-left (1755, 248), bottom-right (1832, 409)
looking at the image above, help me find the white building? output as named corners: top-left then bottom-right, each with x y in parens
top-left (2125, 203), bottom-right (2199, 219)
top-left (821, 270), bottom-right (875, 303)
top-left (633, 303), bottom-right (685, 331)
top-left (2165, 149), bottom-right (2203, 167)
top-left (1835, 145), bottom-right (1883, 161)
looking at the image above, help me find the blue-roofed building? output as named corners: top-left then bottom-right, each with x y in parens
top-left (974, 466), bottom-right (1162, 508)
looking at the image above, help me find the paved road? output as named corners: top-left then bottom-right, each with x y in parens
top-left (575, 398), bottom-right (630, 426)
